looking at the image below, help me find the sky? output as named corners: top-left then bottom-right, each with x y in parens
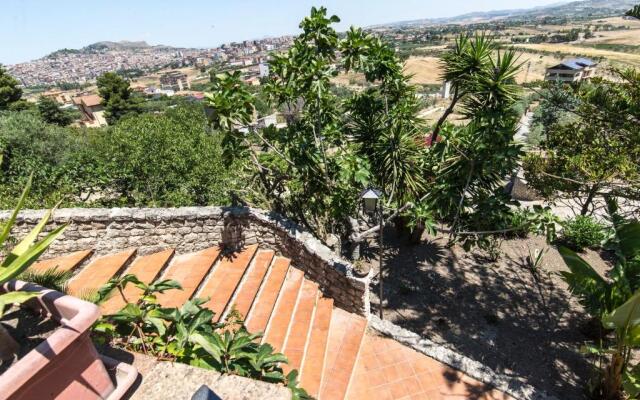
top-left (2, 0), bottom-right (564, 65)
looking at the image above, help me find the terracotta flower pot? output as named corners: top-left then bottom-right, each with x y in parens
top-left (0, 280), bottom-right (137, 400)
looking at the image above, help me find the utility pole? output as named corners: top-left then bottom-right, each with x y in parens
top-left (378, 200), bottom-right (384, 320)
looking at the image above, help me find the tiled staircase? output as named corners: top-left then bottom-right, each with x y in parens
top-left (31, 246), bottom-right (513, 400)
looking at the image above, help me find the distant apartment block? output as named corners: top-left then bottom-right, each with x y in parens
top-left (73, 94), bottom-right (107, 127)
top-left (258, 63), bottom-right (270, 78)
top-left (160, 71), bottom-right (190, 91)
top-left (545, 58), bottom-right (598, 83)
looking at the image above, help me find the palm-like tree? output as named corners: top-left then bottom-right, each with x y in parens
top-left (431, 34), bottom-right (523, 142)
top-left (626, 4), bottom-right (640, 19)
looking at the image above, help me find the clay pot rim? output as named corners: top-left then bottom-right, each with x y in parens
top-left (0, 280), bottom-right (101, 393)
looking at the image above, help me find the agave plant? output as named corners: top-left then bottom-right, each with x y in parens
top-left (0, 175), bottom-right (67, 360)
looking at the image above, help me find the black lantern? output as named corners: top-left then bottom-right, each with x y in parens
top-left (360, 188), bottom-right (382, 215)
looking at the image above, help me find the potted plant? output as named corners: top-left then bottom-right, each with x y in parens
top-left (0, 178), bottom-right (137, 399)
top-left (400, 202), bottom-right (437, 244)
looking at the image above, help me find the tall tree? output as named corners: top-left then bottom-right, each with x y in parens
top-left (96, 72), bottom-right (140, 124)
top-left (0, 65), bottom-right (22, 110)
top-left (523, 70), bottom-right (640, 216)
top-left (207, 7), bottom-right (425, 240)
top-left (626, 4), bottom-right (640, 19)
top-left (37, 96), bottom-right (74, 126)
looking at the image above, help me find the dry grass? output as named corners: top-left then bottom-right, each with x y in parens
top-left (512, 43), bottom-right (640, 68)
top-left (401, 51), bottom-right (555, 85)
top-left (403, 56), bottom-right (443, 84)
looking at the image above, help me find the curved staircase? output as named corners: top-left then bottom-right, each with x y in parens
top-left (32, 246), bottom-right (513, 400)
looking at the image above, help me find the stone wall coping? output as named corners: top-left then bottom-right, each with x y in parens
top-left (1, 206), bottom-right (371, 315)
top-left (370, 316), bottom-right (559, 400)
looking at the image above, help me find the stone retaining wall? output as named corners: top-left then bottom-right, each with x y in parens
top-left (1, 207), bottom-right (370, 316)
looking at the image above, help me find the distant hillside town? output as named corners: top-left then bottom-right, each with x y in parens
top-left (7, 37), bottom-right (293, 87)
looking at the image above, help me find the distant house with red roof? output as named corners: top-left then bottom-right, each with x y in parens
top-left (73, 94), bottom-right (107, 127)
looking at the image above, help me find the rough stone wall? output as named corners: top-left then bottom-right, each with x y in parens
top-left (1, 207), bottom-right (370, 316)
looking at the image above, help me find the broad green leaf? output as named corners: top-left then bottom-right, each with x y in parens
top-left (10, 206), bottom-right (57, 261)
top-left (93, 322), bottom-right (116, 334)
top-left (618, 222), bottom-right (640, 260)
top-left (603, 290), bottom-right (640, 331)
top-left (0, 225), bottom-right (67, 282)
top-left (0, 175), bottom-right (31, 246)
top-left (0, 291), bottom-right (38, 317)
top-left (191, 332), bottom-right (222, 363)
top-left (558, 246), bottom-right (607, 286)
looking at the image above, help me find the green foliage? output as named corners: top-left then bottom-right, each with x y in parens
top-left (37, 96), bottom-right (75, 126)
top-left (0, 65), bottom-right (22, 111)
top-left (561, 215), bottom-right (606, 252)
top-left (559, 202), bottom-right (640, 399)
top-left (95, 274), bottom-right (310, 398)
top-left (0, 110), bottom-right (92, 208)
top-left (626, 5), bottom-right (640, 19)
top-left (0, 104), bottom-right (245, 209)
top-left (104, 105), bottom-right (242, 206)
top-left (419, 33), bottom-right (526, 253)
top-left (401, 202), bottom-right (437, 237)
top-left (19, 267), bottom-right (73, 294)
top-left (523, 70), bottom-right (640, 216)
top-left (97, 72), bottom-right (141, 124)
top-left (0, 176), bottom-right (67, 316)
top-left (207, 7), bottom-right (425, 239)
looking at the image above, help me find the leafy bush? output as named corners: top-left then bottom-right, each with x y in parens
top-left (561, 215), bottom-right (606, 251)
top-left (559, 212), bottom-right (640, 398)
top-left (95, 275), bottom-right (311, 399)
top-left (0, 104), bottom-right (248, 209)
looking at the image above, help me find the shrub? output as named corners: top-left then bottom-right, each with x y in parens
top-left (561, 215), bottom-right (606, 251)
top-left (94, 275), bottom-right (312, 399)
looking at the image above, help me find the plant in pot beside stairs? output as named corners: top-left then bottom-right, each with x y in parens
top-left (0, 178), bottom-right (137, 399)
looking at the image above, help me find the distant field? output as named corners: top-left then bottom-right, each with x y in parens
top-left (512, 43), bottom-right (640, 68)
top-left (401, 51), bottom-right (557, 85)
top-left (577, 43), bottom-right (640, 54)
top-left (403, 57), bottom-right (443, 84)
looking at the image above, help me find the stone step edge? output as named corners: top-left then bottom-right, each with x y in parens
top-left (369, 315), bottom-right (559, 400)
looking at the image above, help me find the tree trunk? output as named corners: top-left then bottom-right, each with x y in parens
top-left (430, 88), bottom-right (460, 143)
top-left (601, 352), bottom-right (624, 400)
top-left (580, 183), bottom-right (599, 216)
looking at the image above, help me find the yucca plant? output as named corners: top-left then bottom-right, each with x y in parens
top-left (626, 5), bottom-right (640, 19)
top-left (0, 175), bottom-right (67, 360)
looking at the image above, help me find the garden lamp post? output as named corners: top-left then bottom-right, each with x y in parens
top-left (360, 188), bottom-right (384, 319)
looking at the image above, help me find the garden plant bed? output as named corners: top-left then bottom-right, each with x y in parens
top-left (365, 231), bottom-right (613, 400)
top-left (0, 306), bottom-right (59, 374)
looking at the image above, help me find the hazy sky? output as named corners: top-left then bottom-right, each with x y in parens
top-left (2, 0), bottom-right (564, 65)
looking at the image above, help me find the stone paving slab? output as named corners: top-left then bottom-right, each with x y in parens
top-left (124, 354), bottom-right (291, 400)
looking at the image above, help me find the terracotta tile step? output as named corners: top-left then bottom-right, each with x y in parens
top-left (68, 249), bottom-right (137, 297)
top-left (282, 279), bottom-right (318, 374)
top-left (100, 249), bottom-right (175, 314)
top-left (155, 247), bottom-right (221, 308)
top-left (263, 267), bottom-right (304, 352)
top-left (319, 309), bottom-right (367, 400)
top-left (198, 245), bottom-right (258, 322)
top-left (346, 334), bottom-right (517, 400)
top-left (299, 297), bottom-right (333, 398)
top-left (227, 249), bottom-right (274, 322)
top-left (245, 256), bottom-right (290, 334)
top-left (30, 249), bottom-right (94, 273)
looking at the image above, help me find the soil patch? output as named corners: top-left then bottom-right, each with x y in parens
top-left (0, 306), bottom-right (59, 374)
top-left (363, 230), bottom-right (610, 399)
